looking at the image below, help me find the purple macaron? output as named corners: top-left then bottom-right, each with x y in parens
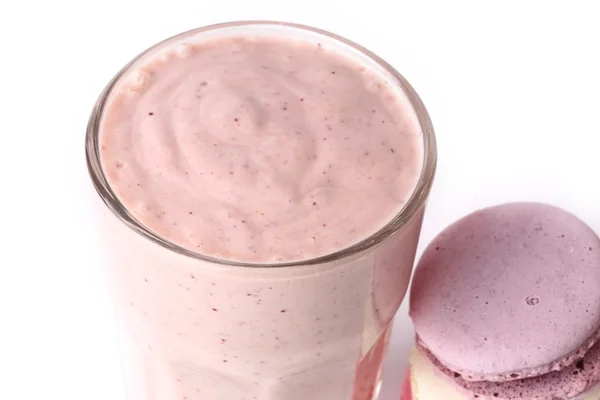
top-left (409, 202), bottom-right (600, 400)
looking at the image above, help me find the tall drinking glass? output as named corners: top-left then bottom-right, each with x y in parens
top-left (86, 21), bottom-right (436, 400)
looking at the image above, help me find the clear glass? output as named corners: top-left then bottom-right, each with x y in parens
top-left (86, 21), bottom-right (436, 400)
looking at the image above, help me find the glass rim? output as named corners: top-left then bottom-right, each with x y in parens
top-left (85, 20), bottom-right (437, 268)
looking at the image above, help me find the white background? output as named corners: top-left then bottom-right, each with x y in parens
top-left (1, 1), bottom-right (599, 399)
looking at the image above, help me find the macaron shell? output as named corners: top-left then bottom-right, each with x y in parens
top-left (410, 202), bottom-right (600, 381)
top-left (417, 337), bottom-right (600, 400)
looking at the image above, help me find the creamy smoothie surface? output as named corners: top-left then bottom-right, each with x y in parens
top-left (100, 34), bottom-right (423, 262)
top-left (93, 28), bottom-right (430, 400)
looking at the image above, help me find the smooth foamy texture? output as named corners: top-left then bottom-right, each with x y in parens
top-left (100, 35), bottom-right (423, 262)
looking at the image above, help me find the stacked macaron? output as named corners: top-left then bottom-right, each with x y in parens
top-left (403, 203), bottom-right (600, 400)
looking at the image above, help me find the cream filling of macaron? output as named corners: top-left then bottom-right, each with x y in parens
top-left (410, 348), bottom-right (600, 400)
top-left (414, 339), bottom-right (600, 400)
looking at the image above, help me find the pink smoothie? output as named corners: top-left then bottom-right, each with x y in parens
top-left (93, 24), bottom-right (428, 400)
top-left (100, 33), bottom-right (423, 263)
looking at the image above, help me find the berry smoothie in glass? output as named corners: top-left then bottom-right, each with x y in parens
top-left (86, 21), bottom-right (436, 400)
